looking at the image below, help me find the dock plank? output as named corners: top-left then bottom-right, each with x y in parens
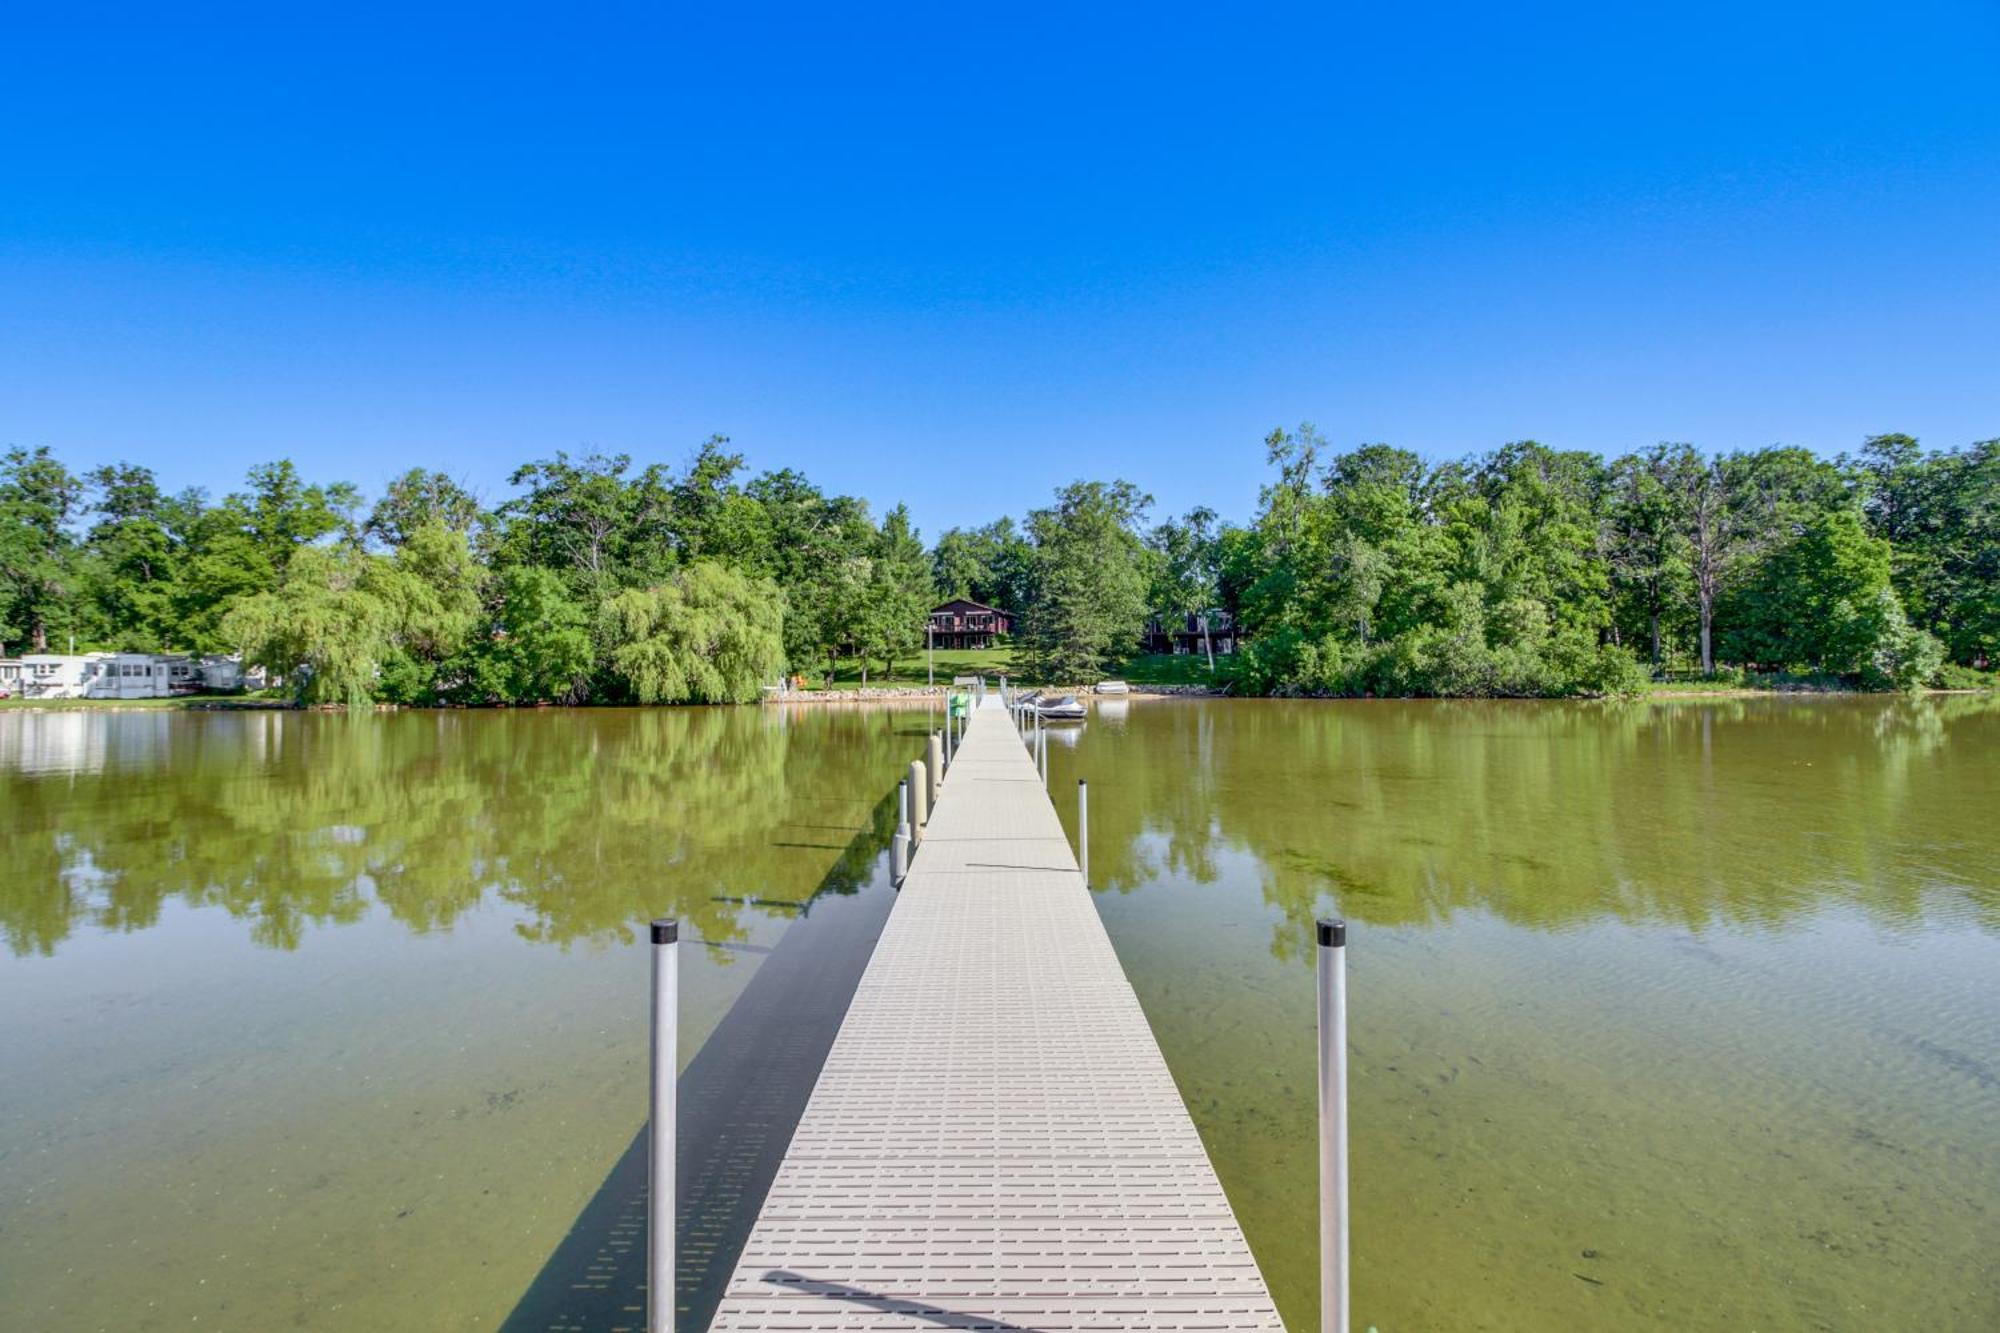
top-left (706, 695), bottom-right (1284, 1331)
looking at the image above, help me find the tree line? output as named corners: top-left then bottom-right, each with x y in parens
top-left (1208, 431), bottom-right (1995, 695)
top-left (0, 439), bottom-right (934, 704)
top-left (2, 430), bottom-right (1992, 702)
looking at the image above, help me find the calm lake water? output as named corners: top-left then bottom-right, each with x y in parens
top-left (3, 697), bottom-right (1996, 1330)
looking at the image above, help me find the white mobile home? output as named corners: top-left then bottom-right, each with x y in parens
top-left (10, 652), bottom-right (240, 699)
top-left (19, 654), bottom-right (108, 699)
top-left (160, 655), bottom-right (199, 694)
top-left (197, 655), bottom-right (244, 692)
top-left (89, 654), bottom-right (180, 699)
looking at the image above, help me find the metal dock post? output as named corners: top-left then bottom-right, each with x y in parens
top-left (1317, 918), bottom-right (1350, 1333)
top-left (649, 919), bottom-right (679, 1333)
top-left (1077, 778), bottom-right (1088, 885)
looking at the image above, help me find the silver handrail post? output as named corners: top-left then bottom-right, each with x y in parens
top-left (907, 758), bottom-right (929, 842)
top-left (649, 919), bottom-right (679, 1333)
top-left (893, 779), bottom-right (911, 884)
top-left (1317, 918), bottom-right (1349, 1333)
top-left (1077, 779), bottom-right (1088, 885)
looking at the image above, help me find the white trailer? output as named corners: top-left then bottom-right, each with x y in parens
top-left (19, 654), bottom-right (107, 699)
top-left (89, 654), bottom-right (177, 699)
top-left (197, 655), bottom-right (245, 691)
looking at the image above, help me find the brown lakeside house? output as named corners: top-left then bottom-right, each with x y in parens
top-left (928, 598), bottom-right (1012, 650)
top-left (1141, 609), bottom-right (1237, 656)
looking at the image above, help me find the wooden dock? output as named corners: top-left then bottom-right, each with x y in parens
top-left (706, 694), bottom-right (1284, 1331)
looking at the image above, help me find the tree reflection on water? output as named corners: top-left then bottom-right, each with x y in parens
top-left (0, 704), bottom-right (927, 957)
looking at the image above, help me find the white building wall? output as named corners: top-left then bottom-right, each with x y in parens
top-left (20, 655), bottom-right (102, 699)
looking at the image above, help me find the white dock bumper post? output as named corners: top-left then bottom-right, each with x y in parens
top-left (892, 779), bottom-right (911, 884)
top-left (927, 732), bottom-right (943, 805)
top-left (648, 918), bottom-right (679, 1333)
top-left (907, 758), bottom-right (929, 843)
top-left (1077, 779), bottom-right (1089, 886)
top-left (1317, 918), bottom-right (1350, 1333)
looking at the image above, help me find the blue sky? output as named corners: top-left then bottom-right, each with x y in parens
top-left (4, 3), bottom-right (1997, 536)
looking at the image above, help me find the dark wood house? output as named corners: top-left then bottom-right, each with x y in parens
top-left (1141, 610), bottom-right (1236, 656)
top-left (928, 598), bottom-right (1012, 650)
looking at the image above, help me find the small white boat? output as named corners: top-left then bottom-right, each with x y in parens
top-left (1094, 680), bottom-right (1131, 695)
top-left (1031, 694), bottom-right (1088, 721)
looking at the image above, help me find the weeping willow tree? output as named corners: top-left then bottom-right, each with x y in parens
top-left (604, 560), bottom-right (786, 704)
top-left (222, 524), bottom-right (483, 706)
top-left (223, 545), bottom-right (395, 705)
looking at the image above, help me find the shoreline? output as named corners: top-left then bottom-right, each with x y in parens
top-left (3, 684), bottom-right (1990, 712)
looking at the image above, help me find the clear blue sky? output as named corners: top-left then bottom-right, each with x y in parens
top-left (4, 3), bottom-right (1997, 536)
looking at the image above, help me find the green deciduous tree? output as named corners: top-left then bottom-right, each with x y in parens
top-left (852, 504), bottom-right (933, 681)
top-left (930, 519), bottom-right (1034, 614)
top-left (1018, 481), bottom-right (1154, 682)
top-left (223, 544), bottom-right (397, 706)
top-left (450, 566), bottom-right (593, 704)
top-left (370, 522), bottom-right (486, 702)
top-left (497, 451), bottom-right (675, 602)
top-left (0, 446), bottom-right (87, 653)
top-left (742, 468), bottom-right (876, 673)
top-left (366, 469), bottom-right (483, 547)
top-left (670, 436), bottom-right (770, 565)
top-left (79, 463), bottom-right (185, 651)
top-left (1146, 506), bottom-right (1223, 667)
top-left (1724, 507), bottom-right (1941, 685)
top-left (1606, 444), bottom-right (1696, 666)
top-left (603, 562), bottom-right (786, 704)
top-left (245, 460), bottom-right (358, 570)
top-left (1856, 434), bottom-right (2000, 667)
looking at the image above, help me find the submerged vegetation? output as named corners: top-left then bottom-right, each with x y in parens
top-left (0, 429), bottom-right (1992, 702)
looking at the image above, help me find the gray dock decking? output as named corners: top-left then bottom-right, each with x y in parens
top-left (706, 695), bottom-right (1284, 1331)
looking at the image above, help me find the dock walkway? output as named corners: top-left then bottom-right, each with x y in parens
top-left (707, 695), bottom-right (1284, 1331)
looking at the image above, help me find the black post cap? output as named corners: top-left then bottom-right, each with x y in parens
top-left (651, 919), bottom-right (679, 944)
top-left (1316, 918), bottom-right (1346, 948)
